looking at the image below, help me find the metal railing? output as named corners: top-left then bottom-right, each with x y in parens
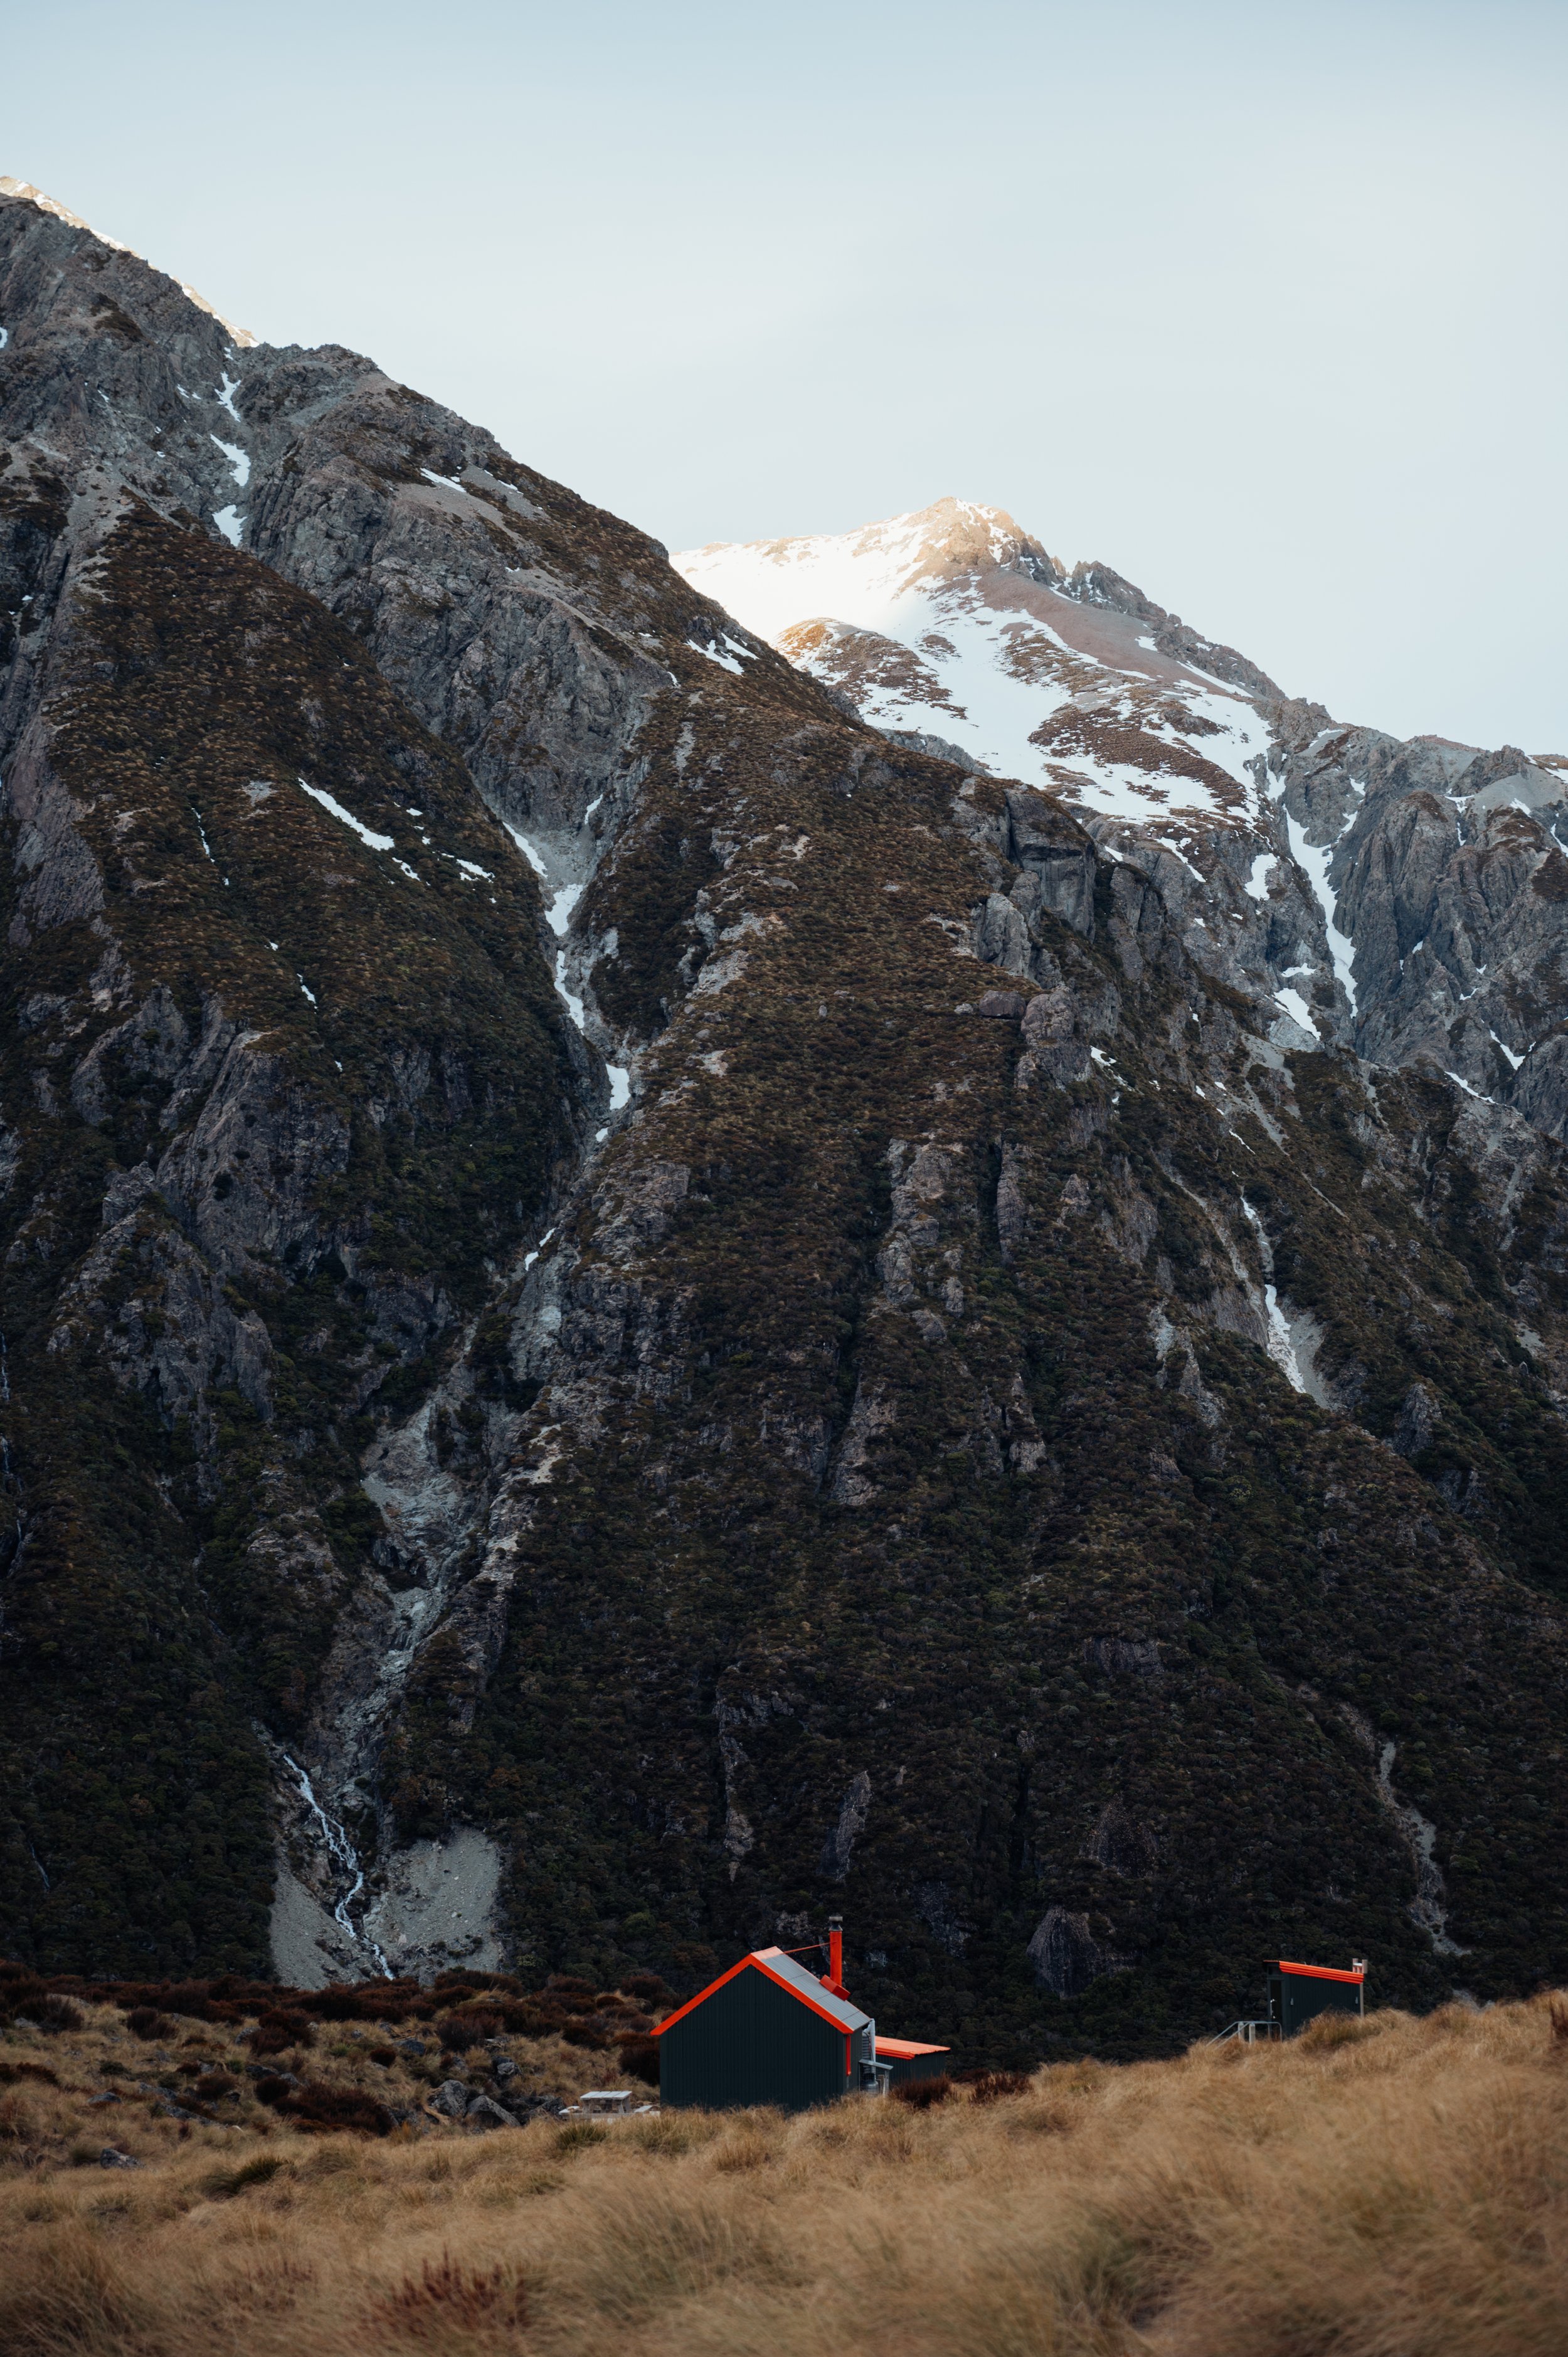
top-left (1208, 2018), bottom-right (1282, 2046)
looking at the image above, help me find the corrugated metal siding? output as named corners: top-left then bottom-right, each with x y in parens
top-left (660, 1964), bottom-right (865, 2111)
top-left (1269, 1971), bottom-right (1364, 2036)
top-left (882, 2048), bottom-right (951, 2087)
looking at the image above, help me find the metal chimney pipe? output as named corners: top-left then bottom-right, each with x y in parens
top-left (828, 1915), bottom-right (844, 1992)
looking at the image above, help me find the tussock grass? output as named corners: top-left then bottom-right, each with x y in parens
top-left (3, 1994), bottom-right (1567, 2353)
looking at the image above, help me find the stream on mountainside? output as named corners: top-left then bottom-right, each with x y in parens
top-left (504, 819), bottom-right (631, 1124)
top-left (280, 1752), bottom-right (393, 1979)
top-left (272, 816), bottom-right (625, 1971)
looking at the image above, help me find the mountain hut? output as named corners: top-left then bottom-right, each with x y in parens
top-left (654, 1918), bottom-right (950, 2110)
top-left (1266, 1957), bottom-right (1367, 2036)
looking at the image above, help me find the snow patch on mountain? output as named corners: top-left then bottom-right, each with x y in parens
top-left (297, 779), bottom-right (395, 853)
top-left (1285, 812), bottom-right (1359, 1012)
top-left (675, 497), bottom-right (1272, 829)
top-left (210, 434), bottom-right (249, 488)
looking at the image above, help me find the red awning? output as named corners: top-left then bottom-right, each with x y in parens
top-left (1271, 1959), bottom-right (1365, 1984)
top-left (874, 2038), bottom-right (951, 2059)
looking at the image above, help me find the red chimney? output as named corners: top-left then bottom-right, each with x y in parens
top-left (823, 1915), bottom-right (847, 1998)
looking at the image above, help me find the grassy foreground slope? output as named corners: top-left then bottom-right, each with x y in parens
top-left (3, 1991), bottom-right (1567, 2356)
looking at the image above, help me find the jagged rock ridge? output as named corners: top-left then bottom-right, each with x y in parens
top-left (679, 506), bottom-right (1568, 1143)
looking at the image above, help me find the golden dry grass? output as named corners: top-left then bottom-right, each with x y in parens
top-left (3, 1995), bottom-right (1567, 2354)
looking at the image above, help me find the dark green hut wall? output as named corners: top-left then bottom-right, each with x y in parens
top-left (884, 2049), bottom-right (951, 2087)
top-left (1271, 1974), bottom-right (1364, 2036)
top-left (659, 1969), bottom-right (852, 2112)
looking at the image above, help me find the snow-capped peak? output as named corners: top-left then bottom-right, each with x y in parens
top-left (674, 498), bottom-right (1273, 830)
top-left (675, 496), bottom-right (1047, 639)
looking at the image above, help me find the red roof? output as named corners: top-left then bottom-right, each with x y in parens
top-left (1270, 1959), bottom-right (1365, 1984)
top-left (874, 2038), bottom-right (950, 2060)
top-left (652, 1947), bottom-right (870, 2039)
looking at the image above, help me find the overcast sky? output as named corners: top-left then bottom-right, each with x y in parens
top-left (4, 0), bottom-right (1564, 752)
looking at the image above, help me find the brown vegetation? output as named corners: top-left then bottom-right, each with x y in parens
top-left (3, 1989), bottom-right (1567, 2354)
top-left (1, 1961), bottom-right (667, 2053)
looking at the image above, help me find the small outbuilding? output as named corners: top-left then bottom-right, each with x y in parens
top-left (872, 2036), bottom-right (955, 2089)
top-left (655, 1922), bottom-right (950, 2112)
top-left (1266, 1957), bottom-right (1366, 2037)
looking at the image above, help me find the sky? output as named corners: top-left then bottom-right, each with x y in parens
top-left (4, 0), bottom-right (1565, 752)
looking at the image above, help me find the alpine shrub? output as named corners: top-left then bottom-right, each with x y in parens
top-left (891, 2074), bottom-right (953, 2109)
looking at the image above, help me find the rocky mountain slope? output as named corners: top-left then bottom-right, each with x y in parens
top-left (679, 503), bottom-right (1568, 1136)
top-left (3, 182), bottom-right (1567, 2059)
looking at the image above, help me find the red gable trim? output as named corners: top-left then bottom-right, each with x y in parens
top-left (651, 1952), bottom-right (755, 2037)
top-left (875, 2038), bottom-right (951, 2059)
top-left (653, 1951), bottom-right (863, 2039)
top-left (1271, 1959), bottom-right (1365, 1984)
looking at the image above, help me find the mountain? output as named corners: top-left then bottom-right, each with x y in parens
top-left (674, 496), bottom-right (1282, 799)
top-left (3, 184), bottom-right (1567, 2058)
top-left (677, 500), bottom-right (1568, 1134)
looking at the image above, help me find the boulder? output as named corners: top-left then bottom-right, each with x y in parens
top-left (465, 2093), bottom-right (516, 2131)
top-left (501, 2091), bottom-right (567, 2123)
